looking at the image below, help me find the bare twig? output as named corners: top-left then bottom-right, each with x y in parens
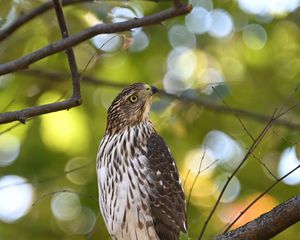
top-left (0, 0), bottom-right (84, 125)
top-left (32, 189), bottom-right (97, 208)
top-left (161, 92), bottom-right (300, 130)
top-left (222, 164), bottom-right (300, 234)
top-left (198, 109), bottom-right (278, 240)
top-left (0, 4), bottom-right (192, 76)
top-left (252, 153), bottom-right (278, 180)
top-left (183, 169), bottom-right (191, 189)
top-left (187, 147), bottom-right (206, 212)
top-left (0, 163), bottom-right (91, 191)
top-left (216, 193), bottom-right (300, 240)
top-left (0, 0), bottom-right (93, 42)
top-left (212, 86), bottom-right (255, 142)
top-left (53, 0), bottom-right (81, 99)
top-left (0, 3), bottom-right (191, 125)
top-left (19, 69), bottom-right (300, 130)
top-left (0, 122), bottom-right (21, 135)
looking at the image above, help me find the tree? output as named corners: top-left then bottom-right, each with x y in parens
top-left (0, 0), bottom-right (299, 239)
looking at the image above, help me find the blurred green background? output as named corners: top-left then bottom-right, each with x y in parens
top-left (0, 0), bottom-right (300, 239)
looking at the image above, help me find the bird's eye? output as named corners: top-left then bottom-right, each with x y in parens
top-left (129, 94), bottom-right (138, 103)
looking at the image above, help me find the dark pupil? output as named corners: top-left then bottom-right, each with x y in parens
top-left (131, 96), bottom-right (137, 101)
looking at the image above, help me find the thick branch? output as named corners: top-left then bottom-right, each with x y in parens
top-left (215, 194), bottom-right (300, 240)
top-left (224, 164), bottom-right (300, 233)
top-left (0, 4), bottom-right (192, 76)
top-left (0, 0), bottom-right (93, 42)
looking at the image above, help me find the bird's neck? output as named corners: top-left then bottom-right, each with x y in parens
top-left (106, 119), bottom-right (155, 136)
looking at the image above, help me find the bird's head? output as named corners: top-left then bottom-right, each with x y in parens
top-left (106, 83), bottom-right (158, 134)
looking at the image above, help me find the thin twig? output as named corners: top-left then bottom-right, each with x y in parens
top-left (198, 109), bottom-right (278, 240)
top-left (272, 130), bottom-right (298, 146)
top-left (0, 4), bottom-right (192, 76)
top-left (0, 0), bottom-right (93, 42)
top-left (32, 189), bottom-right (98, 208)
top-left (0, 163), bottom-right (91, 191)
top-left (216, 193), bottom-right (300, 240)
top-left (0, 0), bottom-right (85, 125)
top-left (0, 122), bottom-right (21, 135)
top-left (252, 153), bottom-right (278, 180)
top-left (212, 86), bottom-right (255, 142)
top-left (183, 169), bottom-right (191, 189)
top-left (53, 0), bottom-right (81, 99)
top-left (19, 69), bottom-right (300, 130)
top-left (187, 147), bottom-right (206, 212)
top-left (221, 164), bottom-right (300, 235)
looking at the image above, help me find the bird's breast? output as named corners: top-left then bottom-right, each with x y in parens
top-left (96, 125), bottom-right (159, 240)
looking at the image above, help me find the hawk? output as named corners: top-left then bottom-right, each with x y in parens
top-left (96, 83), bottom-right (187, 240)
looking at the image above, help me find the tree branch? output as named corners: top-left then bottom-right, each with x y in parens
top-left (0, 0), bottom-right (82, 124)
top-left (0, 3), bottom-right (192, 76)
top-left (0, 0), bottom-right (93, 42)
top-left (198, 109), bottom-right (278, 240)
top-left (18, 69), bottom-right (300, 130)
top-left (0, 3), bottom-right (191, 124)
top-left (52, 0), bottom-right (81, 99)
top-left (215, 194), bottom-right (300, 240)
top-left (223, 164), bottom-right (300, 233)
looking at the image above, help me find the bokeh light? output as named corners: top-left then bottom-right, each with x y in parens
top-left (110, 5), bottom-right (143, 33)
top-left (51, 191), bottom-right (81, 221)
top-left (185, 7), bottom-right (212, 35)
top-left (242, 24), bottom-right (267, 50)
top-left (200, 68), bottom-right (224, 95)
top-left (204, 130), bottom-right (244, 170)
top-left (238, 0), bottom-right (300, 16)
top-left (0, 5), bottom-right (16, 31)
top-left (184, 147), bottom-right (217, 176)
top-left (189, 0), bottom-right (213, 10)
top-left (215, 174), bottom-right (241, 203)
top-left (278, 146), bottom-right (300, 185)
top-left (0, 175), bottom-right (34, 223)
top-left (39, 92), bottom-right (90, 155)
top-left (0, 134), bottom-right (20, 167)
top-left (56, 206), bottom-right (97, 235)
top-left (168, 25), bottom-right (196, 49)
top-left (163, 47), bottom-right (197, 94)
top-left (129, 31), bottom-right (149, 52)
top-left (167, 47), bottom-right (197, 80)
top-left (182, 147), bottom-right (218, 207)
top-left (65, 157), bottom-right (92, 185)
top-left (110, 5), bottom-right (143, 24)
top-left (208, 9), bottom-right (233, 38)
top-left (219, 194), bottom-right (278, 228)
top-left (91, 33), bottom-right (122, 52)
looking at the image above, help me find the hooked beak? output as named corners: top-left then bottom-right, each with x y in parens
top-left (150, 85), bottom-right (158, 95)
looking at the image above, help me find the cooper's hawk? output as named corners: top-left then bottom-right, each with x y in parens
top-left (96, 83), bottom-right (187, 240)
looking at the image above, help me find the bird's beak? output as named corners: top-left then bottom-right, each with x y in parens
top-left (150, 86), bottom-right (158, 95)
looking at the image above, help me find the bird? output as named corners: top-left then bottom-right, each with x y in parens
top-left (96, 83), bottom-right (187, 240)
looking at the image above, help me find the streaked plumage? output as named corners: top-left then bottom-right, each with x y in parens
top-left (96, 83), bottom-right (187, 240)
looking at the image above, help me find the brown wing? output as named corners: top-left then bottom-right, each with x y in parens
top-left (146, 133), bottom-right (187, 240)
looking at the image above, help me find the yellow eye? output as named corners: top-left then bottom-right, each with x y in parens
top-left (129, 94), bottom-right (138, 103)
